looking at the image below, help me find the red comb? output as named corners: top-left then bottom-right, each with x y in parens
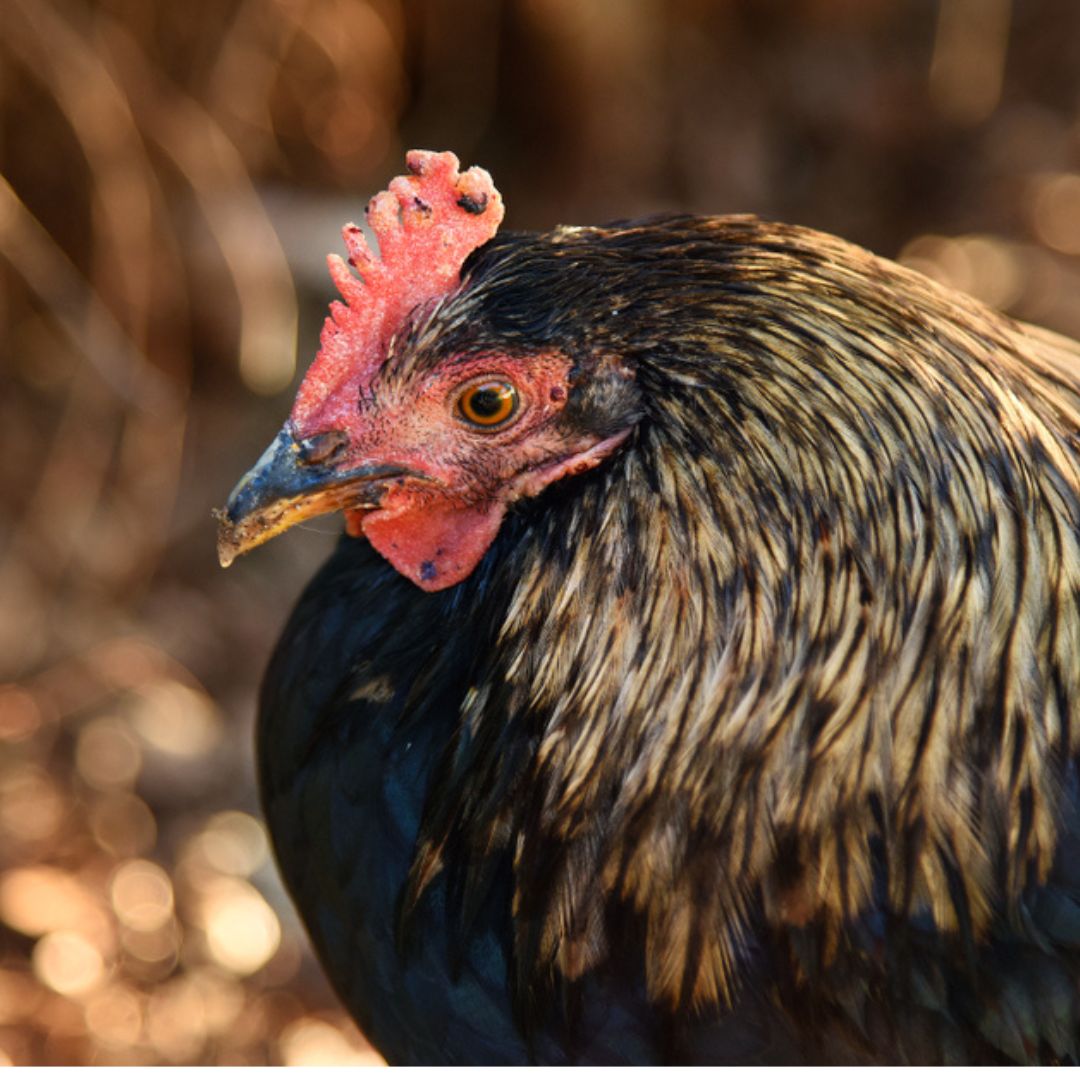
top-left (290, 150), bottom-right (505, 434)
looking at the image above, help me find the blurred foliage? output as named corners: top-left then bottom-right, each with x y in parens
top-left (1, 0), bottom-right (1079, 1065)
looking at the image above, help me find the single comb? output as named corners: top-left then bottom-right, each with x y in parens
top-left (290, 150), bottom-right (505, 436)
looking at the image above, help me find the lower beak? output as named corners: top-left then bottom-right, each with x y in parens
top-left (215, 426), bottom-right (408, 567)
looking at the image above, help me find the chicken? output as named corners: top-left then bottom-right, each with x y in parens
top-left (218, 150), bottom-right (1080, 1064)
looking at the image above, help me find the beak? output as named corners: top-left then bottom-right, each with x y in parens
top-left (215, 426), bottom-right (411, 567)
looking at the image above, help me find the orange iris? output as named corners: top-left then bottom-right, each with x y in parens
top-left (458, 380), bottom-right (519, 427)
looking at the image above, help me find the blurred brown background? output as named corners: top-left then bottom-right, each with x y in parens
top-left (2, 0), bottom-right (1079, 1065)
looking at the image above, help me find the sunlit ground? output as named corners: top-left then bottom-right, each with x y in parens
top-left (0, 645), bottom-right (380, 1065)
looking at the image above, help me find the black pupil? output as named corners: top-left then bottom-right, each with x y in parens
top-left (470, 386), bottom-right (506, 418)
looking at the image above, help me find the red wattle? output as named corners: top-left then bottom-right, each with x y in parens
top-left (356, 499), bottom-right (507, 591)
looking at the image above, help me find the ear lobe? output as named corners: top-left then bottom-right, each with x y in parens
top-left (510, 428), bottom-right (632, 499)
top-left (352, 499), bottom-right (507, 591)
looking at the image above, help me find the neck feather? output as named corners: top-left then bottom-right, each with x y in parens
top-left (409, 247), bottom-right (1080, 1008)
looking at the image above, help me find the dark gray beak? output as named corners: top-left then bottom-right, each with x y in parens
top-left (215, 426), bottom-right (410, 567)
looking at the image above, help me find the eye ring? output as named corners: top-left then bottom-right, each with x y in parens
top-left (456, 379), bottom-right (520, 429)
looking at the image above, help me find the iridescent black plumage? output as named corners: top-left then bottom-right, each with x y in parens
top-left (257, 216), bottom-right (1080, 1063)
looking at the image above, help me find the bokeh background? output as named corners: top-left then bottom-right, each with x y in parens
top-left (2, 0), bottom-right (1080, 1065)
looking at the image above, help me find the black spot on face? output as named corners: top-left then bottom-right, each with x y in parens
top-left (420, 560), bottom-right (438, 581)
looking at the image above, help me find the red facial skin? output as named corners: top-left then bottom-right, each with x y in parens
top-left (313, 352), bottom-right (628, 591)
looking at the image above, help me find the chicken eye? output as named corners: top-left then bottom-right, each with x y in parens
top-left (457, 380), bottom-right (519, 428)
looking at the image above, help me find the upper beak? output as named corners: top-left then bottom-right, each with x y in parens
top-left (215, 425), bottom-right (409, 567)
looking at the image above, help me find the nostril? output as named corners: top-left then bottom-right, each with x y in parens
top-left (297, 430), bottom-right (349, 466)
